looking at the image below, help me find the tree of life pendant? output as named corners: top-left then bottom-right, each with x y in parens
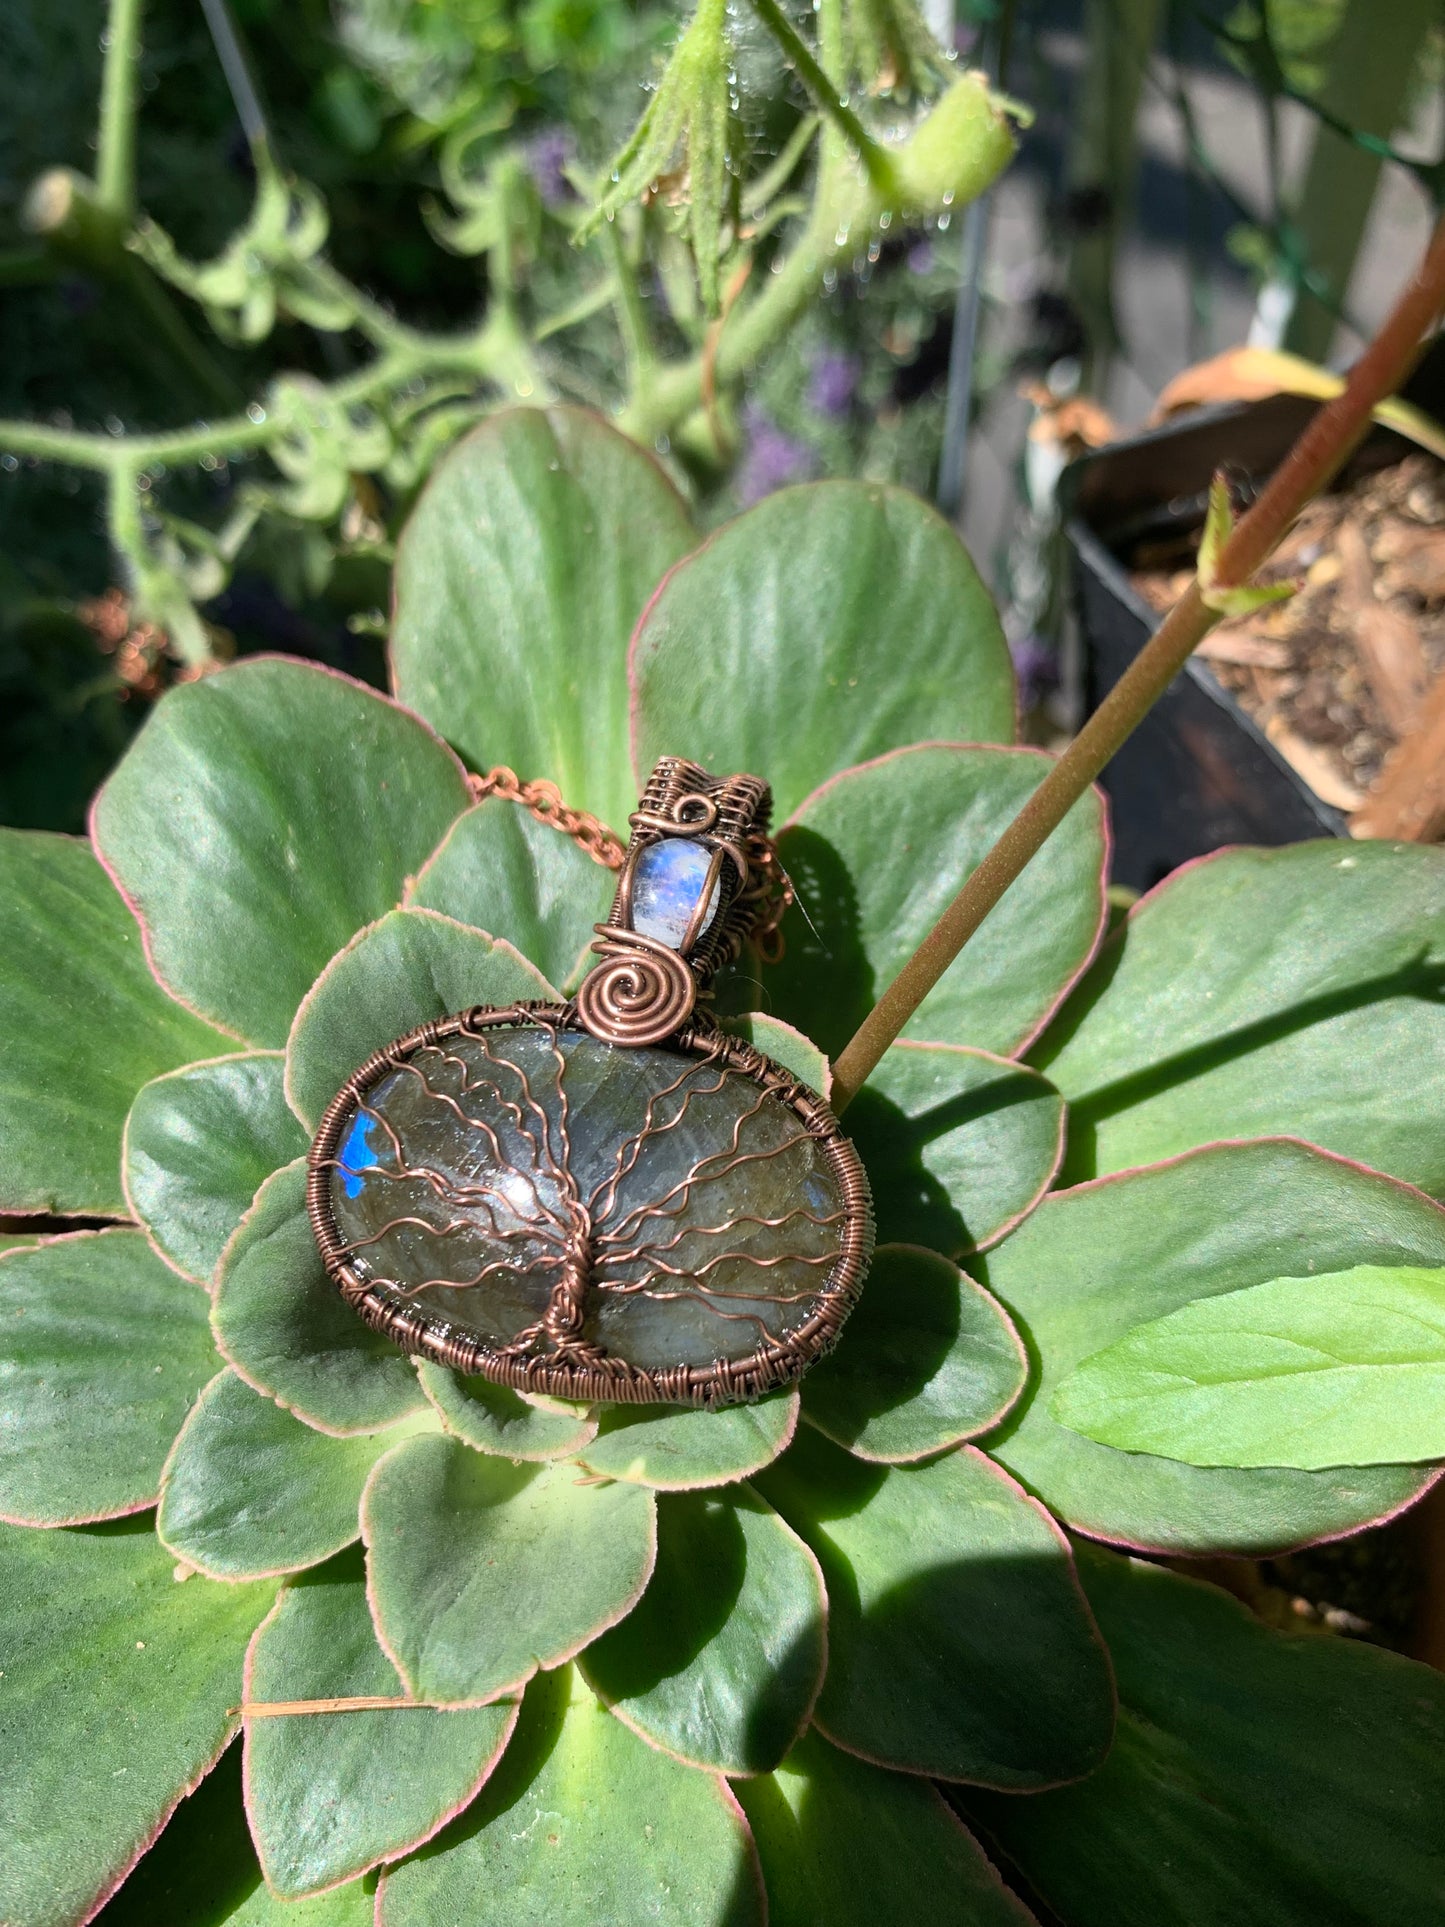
top-left (307, 758), bottom-right (874, 1406)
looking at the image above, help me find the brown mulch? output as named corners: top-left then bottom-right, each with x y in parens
top-left (1130, 454), bottom-right (1445, 814)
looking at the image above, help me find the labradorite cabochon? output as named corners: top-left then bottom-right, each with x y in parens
top-left (320, 1023), bottom-right (859, 1386)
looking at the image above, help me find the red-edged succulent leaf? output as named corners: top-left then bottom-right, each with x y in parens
top-left (579, 1485), bottom-right (826, 1773)
top-left (417, 1360), bottom-right (599, 1460)
top-left (213, 1159), bottom-right (428, 1436)
top-left (361, 1432), bottom-right (656, 1703)
top-left (124, 1053), bottom-right (306, 1286)
top-left (0, 1518), bottom-right (275, 1927)
top-left (91, 659), bottom-right (471, 1050)
top-left (376, 1664), bottom-right (766, 1927)
top-left (737, 1726), bottom-right (1039, 1927)
top-left (391, 406), bottom-right (696, 836)
top-left (243, 1552), bottom-right (518, 1898)
top-left (159, 1370), bottom-right (437, 1581)
top-left (0, 1229), bottom-right (217, 1527)
top-left (965, 1545), bottom-right (1445, 1927)
top-left (762, 746), bottom-right (1108, 1059)
top-left (0, 830), bottom-right (230, 1216)
top-left (1034, 841), bottom-right (1445, 1195)
top-left (757, 1428), bottom-right (1115, 1787)
top-left (578, 1391), bottom-right (799, 1490)
top-left (976, 1140), bottom-right (1445, 1555)
top-left (630, 481), bottom-right (1015, 821)
top-left (801, 1244), bottom-right (1027, 1463)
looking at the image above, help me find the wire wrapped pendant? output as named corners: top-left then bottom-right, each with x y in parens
top-left (307, 758), bottom-right (874, 1406)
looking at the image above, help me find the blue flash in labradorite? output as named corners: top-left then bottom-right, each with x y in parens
top-left (630, 838), bottom-right (721, 949)
top-left (337, 1111), bottom-right (377, 1199)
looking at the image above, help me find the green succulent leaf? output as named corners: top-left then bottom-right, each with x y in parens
top-left (578, 1390), bottom-right (799, 1489)
top-left (91, 659), bottom-right (472, 1049)
top-left (801, 1244), bottom-right (1027, 1463)
top-left (376, 1663), bottom-right (765, 1927)
top-left (720, 1013), bottom-right (830, 1095)
top-left (757, 1428), bottom-right (1114, 1786)
top-left (391, 407), bottom-right (695, 834)
top-left (630, 483), bottom-right (1014, 823)
top-left (284, 907), bottom-right (555, 1130)
top-left (579, 1485), bottom-right (825, 1773)
top-left (1034, 842), bottom-right (1445, 1195)
top-left (213, 1160), bottom-right (428, 1435)
top-left (125, 1054), bottom-right (307, 1285)
top-left (93, 1745), bottom-right (372, 1926)
top-left (159, 1370), bottom-right (436, 1580)
top-left (417, 1359), bottom-right (599, 1460)
top-left (966, 1546), bottom-right (1445, 1927)
top-left (406, 799), bottom-right (617, 993)
top-left (766, 746), bottom-right (1106, 1058)
top-left (362, 1432), bottom-right (656, 1702)
top-left (736, 1726), bottom-right (1038, 1927)
top-left (976, 1141), bottom-right (1444, 1554)
top-left (0, 1229), bottom-right (217, 1527)
top-left (1054, 1263), bottom-right (1445, 1468)
top-left (849, 1042), bottom-right (1065, 1253)
top-left (0, 830), bottom-right (230, 1215)
top-left (0, 1519), bottom-right (275, 1927)
top-left (243, 1553), bottom-right (519, 1897)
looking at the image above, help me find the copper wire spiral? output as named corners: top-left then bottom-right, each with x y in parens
top-left (574, 929), bottom-right (696, 1046)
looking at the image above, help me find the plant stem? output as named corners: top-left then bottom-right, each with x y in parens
top-left (96, 0), bottom-right (144, 219)
top-left (747, 0), bottom-right (893, 194)
top-left (829, 210), bottom-right (1445, 1112)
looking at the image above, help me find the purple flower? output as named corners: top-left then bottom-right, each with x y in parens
top-left (808, 350), bottom-right (859, 418)
top-left (1010, 635), bottom-right (1059, 711)
top-left (907, 239), bottom-right (935, 275)
top-left (523, 127), bottom-right (576, 209)
top-left (736, 404), bottom-right (817, 505)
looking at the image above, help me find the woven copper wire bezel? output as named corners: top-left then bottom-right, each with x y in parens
top-left (306, 1001), bottom-right (874, 1409)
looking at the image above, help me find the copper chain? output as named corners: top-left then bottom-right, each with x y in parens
top-left (468, 765), bottom-right (793, 960)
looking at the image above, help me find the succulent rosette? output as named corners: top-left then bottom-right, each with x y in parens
top-left (3, 408), bottom-right (1444, 1927)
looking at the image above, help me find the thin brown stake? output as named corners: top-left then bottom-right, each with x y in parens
top-left (237, 1696), bottom-right (437, 1717)
top-left (829, 212), bottom-right (1445, 1113)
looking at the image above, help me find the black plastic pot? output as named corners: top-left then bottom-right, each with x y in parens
top-left (1060, 358), bottom-right (1445, 891)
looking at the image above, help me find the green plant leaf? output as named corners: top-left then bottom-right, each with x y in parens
top-left (91, 659), bottom-right (472, 1049)
top-left (579, 1391), bottom-right (799, 1490)
top-left (243, 1553), bottom-right (519, 1897)
top-left (93, 1744), bottom-right (373, 1926)
top-left (976, 1141), bottom-right (1443, 1554)
top-left (376, 1664), bottom-right (765, 1927)
top-left (284, 907), bottom-right (555, 1129)
top-left (159, 1370), bottom-right (435, 1580)
top-left (125, 1053), bottom-right (307, 1285)
top-left (757, 1428), bottom-right (1114, 1786)
top-left (1034, 842), bottom-right (1445, 1195)
top-left (764, 746), bottom-right (1106, 1058)
top-left (848, 1042), bottom-right (1065, 1254)
top-left (966, 1546), bottom-right (1445, 1927)
top-left (579, 1486), bottom-right (825, 1773)
top-left (1055, 1263), bottom-right (1445, 1468)
top-left (721, 1013), bottom-right (830, 1095)
top-left (362, 1432), bottom-right (656, 1702)
top-left (736, 1727), bottom-right (1038, 1927)
top-left (0, 1518), bottom-right (274, 1927)
top-left (417, 1359), bottom-right (599, 1460)
top-left (0, 1229), bottom-right (217, 1527)
top-left (391, 407), bottom-right (695, 834)
top-left (801, 1244), bottom-right (1027, 1463)
top-left (630, 483), bottom-right (1015, 821)
top-left (0, 831), bottom-right (229, 1215)
top-left (406, 799), bottom-right (617, 993)
top-left (214, 1160), bottom-right (427, 1435)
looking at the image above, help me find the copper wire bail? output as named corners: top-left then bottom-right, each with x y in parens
top-left (572, 758), bottom-right (783, 1048)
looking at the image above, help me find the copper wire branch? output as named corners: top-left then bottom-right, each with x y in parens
top-left (830, 212), bottom-right (1445, 1112)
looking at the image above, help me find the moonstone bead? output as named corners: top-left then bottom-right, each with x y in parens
top-left (629, 838), bottom-right (721, 949)
top-left (328, 1028), bottom-right (845, 1373)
